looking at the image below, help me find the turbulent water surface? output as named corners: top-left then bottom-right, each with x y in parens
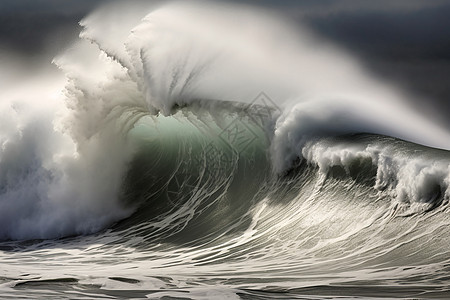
top-left (1, 1), bottom-right (450, 299)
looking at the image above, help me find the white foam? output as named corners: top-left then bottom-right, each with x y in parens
top-left (0, 42), bottom-right (139, 240)
top-left (302, 140), bottom-right (450, 208)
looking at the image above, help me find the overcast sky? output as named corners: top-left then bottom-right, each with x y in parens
top-left (1, 0), bottom-right (449, 127)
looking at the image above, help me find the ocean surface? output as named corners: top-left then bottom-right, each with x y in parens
top-left (1, 1), bottom-right (449, 299)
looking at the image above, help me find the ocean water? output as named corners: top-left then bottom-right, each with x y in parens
top-left (1, 1), bottom-right (449, 299)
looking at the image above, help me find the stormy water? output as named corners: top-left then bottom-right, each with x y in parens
top-left (1, 1), bottom-right (450, 299)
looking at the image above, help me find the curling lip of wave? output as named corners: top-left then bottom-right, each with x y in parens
top-left (81, 1), bottom-right (450, 154)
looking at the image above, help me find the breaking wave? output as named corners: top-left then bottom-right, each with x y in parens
top-left (1, 2), bottom-right (450, 298)
top-left (1, 0), bottom-right (449, 242)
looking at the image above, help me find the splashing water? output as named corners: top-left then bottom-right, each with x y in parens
top-left (0, 1), bottom-right (450, 299)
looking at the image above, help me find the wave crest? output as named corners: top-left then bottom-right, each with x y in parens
top-left (302, 136), bottom-right (450, 213)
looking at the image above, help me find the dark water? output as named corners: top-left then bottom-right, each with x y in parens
top-left (1, 110), bottom-right (450, 299)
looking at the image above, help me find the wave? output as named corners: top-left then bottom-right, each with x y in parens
top-left (303, 135), bottom-right (450, 213)
top-left (0, 0), bottom-right (450, 243)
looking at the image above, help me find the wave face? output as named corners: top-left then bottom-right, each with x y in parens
top-left (1, 1), bottom-right (450, 299)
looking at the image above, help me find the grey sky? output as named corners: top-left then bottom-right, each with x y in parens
top-left (1, 0), bottom-right (449, 127)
